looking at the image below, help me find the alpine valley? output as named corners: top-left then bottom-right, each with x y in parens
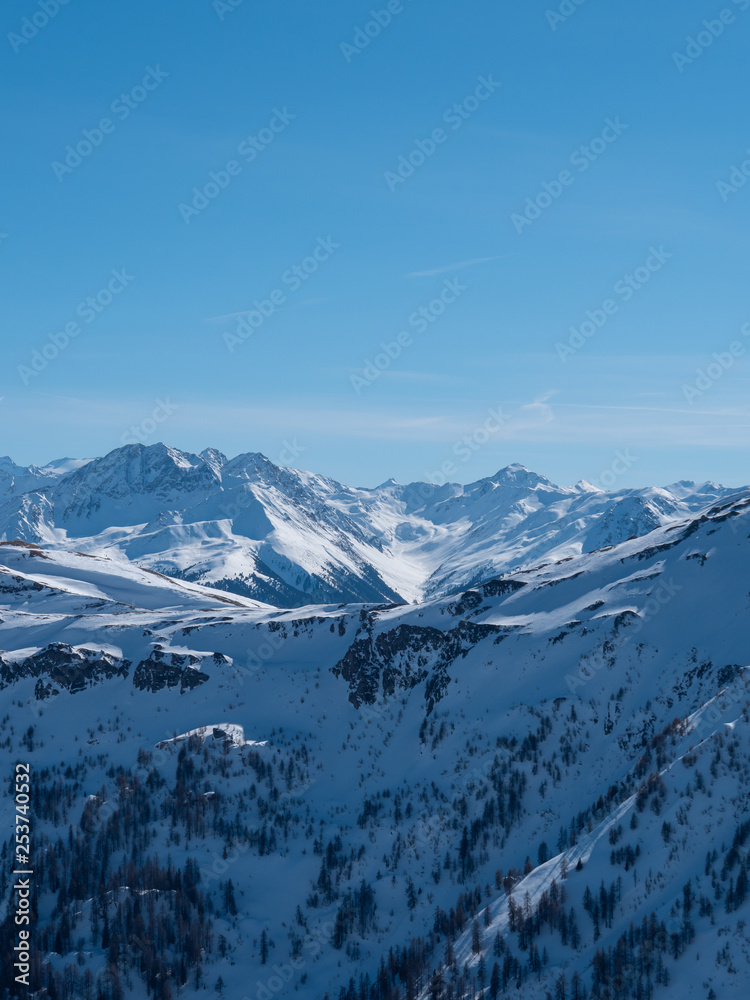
top-left (1, 444), bottom-right (749, 1000)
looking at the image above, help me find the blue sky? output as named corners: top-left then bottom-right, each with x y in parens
top-left (2, 0), bottom-right (749, 488)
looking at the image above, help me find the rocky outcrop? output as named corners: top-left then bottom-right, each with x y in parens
top-left (331, 616), bottom-right (516, 712)
top-left (0, 642), bottom-right (130, 698)
top-left (132, 646), bottom-right (210, 693)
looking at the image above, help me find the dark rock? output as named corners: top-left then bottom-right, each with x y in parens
top-left (0, 642), bottom-right (130, 697)
top-left (331, 616), bottom-right (516, 713)
top-left (132, 656), bottom-right (209, 693)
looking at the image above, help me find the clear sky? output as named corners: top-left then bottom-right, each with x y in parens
top-left (2, 0), bottom-right (749, 489)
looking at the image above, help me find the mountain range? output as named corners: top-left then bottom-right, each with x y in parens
top-left (0, 443), bottom-right (741, 607)
top-left (1, 448), bottom-right (750, 999)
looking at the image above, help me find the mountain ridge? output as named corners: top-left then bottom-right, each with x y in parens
top-left (1, 485), bottom-right (750, 998)
top-left (0, 443), bottom-right (744, 609)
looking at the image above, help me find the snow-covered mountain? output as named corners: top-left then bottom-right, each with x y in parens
top-left (0, 443), bottom-right (740, 608)
top-left (1, 490), bottom-right (750, 998)
top-left (0, 455), bottom-right (91, 498)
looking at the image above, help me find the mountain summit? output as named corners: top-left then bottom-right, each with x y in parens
top-left (0, 443), bottom-right (743, 607)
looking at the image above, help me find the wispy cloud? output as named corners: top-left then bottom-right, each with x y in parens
top-left (407, 256), bottom-right (503, 278)
top-left (555, 401), bottom-right (750, 417)
top-left (204, 308), bottom-right (267, 324)
top-left (205, 295), bottom-right (331, 324)
top-left (377, 370), bottom-right (446, 383)
top-left (520, 390), bottom-right (558, 424)
top-left (9, 393), bottom-right (750, 458)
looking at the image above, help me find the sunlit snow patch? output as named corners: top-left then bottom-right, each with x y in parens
top-left (155, 723), bottom-right (266, 750)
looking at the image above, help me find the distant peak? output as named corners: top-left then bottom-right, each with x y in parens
top-left (489, 464), bottom-right (554, 487)
top-left (141, 443), bottom-right (199, 469)
top-left (108, 442), bottom-right (196, 463)
top-left (575, 479), bottom-right (602, 493)
top-left (200, 448), bottom-right (228, 474)
top-left (228, 451), bottom-right (273, 467)
top-left (223, 452), bottom-right (281, 482)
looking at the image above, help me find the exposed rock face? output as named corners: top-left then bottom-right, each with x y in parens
top-left (0, 638), bottom-right (219, 698)
top-left (477, 578), bottom-right (527, 599)
top-left (0, 574), bottom-right (44, 598)
top-left (0, 642), bottom-right (130, 698)
top-left (132, 646), bottom-right (210, 693)
top-left (331, 610), bottom-right (516, 712)
top-left (445, 589), bottom-right (484, 617)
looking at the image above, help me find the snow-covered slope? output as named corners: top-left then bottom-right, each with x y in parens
top-left (0, 455), bottom-right (91, 498)
top-left (0, 540), bottom-right (269, 614)
top-left (0, 444), bottom-right (741, 608)
top-left (2, 491), bottom-right (750, 998)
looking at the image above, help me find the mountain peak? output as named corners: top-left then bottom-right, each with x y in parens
top-left (0, 445), bottom-right (742, 609)
top-left (575, 479), bottom-right (602, 493)
top-left (199, 448), bottom-right (228, 476)
top-left (101, 442), bottom-right (204, 471)
top-left (485, 464), bottom-right (556, 489)
top-left (224, 451), bottom-right (276, 479)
